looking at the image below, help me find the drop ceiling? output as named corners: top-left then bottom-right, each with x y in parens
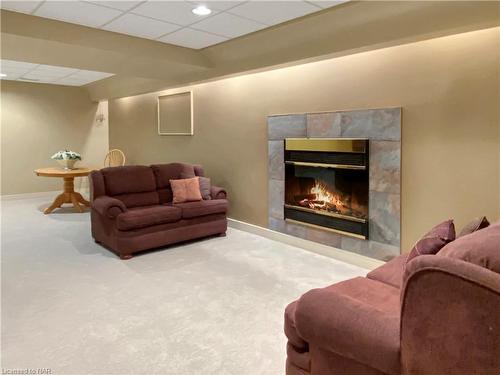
top-left (0, 1), bottom-right (349, 49)
top-left (0, 59), bottom-right (114, 86)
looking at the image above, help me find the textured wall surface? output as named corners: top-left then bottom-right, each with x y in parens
top-left (108, 28), bottom-right (500, 251)
top-left (268, 108), bottom-right (401, 260)
top-left (1, 81), bottom-right (109, 195)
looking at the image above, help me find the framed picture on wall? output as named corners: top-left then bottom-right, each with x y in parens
top-left (157, 91), bottom-right (193, 136)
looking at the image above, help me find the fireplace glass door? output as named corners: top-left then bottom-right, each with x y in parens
top-left (285, 165), bottom-right (368, 220)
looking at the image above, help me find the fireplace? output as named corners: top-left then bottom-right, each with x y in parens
top-left (284, 138), bottom-right (369, 239)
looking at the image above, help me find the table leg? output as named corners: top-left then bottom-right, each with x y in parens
top-left (44, 193), bottom-right (67, 214)
top-left (64, 177), bottom-right (87, 213)
top-left (73, 191), bottom-right (90, 207)
top-left (70, 194), bottom-right (84, 213)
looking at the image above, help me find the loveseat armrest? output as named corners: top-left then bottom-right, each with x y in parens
top-left (92, 196), bottom-right (127, 219)
top-left (295, 277), bottom-right (401, 375)
top-left (401, 255), bottom-right (500, 375)
top-left (211, 186), bottom-right (227, 200)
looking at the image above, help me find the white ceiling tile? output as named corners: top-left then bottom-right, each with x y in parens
top-left (86, 1), bottom-right (143, 12)
top-left (23, 72), bottom-right (69, 79)
top-left (1, 60), bottom-right (39, 70)
top-left (0, 59), bottom-right (114, 86)
top-left (192, 12), bottom-right (266, 38)
top-left (1, 1), bottom-right (341, 50)
top-left (35, 1), bottom-right (122, 28)
top-left (132, 1), bottom-right (217, 27)
top-left (16, 77), bottom-right (43, 83)
top-left (1, 72), bottom-right (24, 80)
top-left (159, 28), bottom-right (227, 49)
top-left (187, 1), bottom-right (243, 12)
top-left (33, 64), bottom-right (79, 75)
top-left (21, 72), bottom-right (60, 81)
top-left (228, 1), bottom-right (319, 26)
top-left (53, 81), bottom-right (83, 86)
top-left (0, 1), bottom-right (42, 13)
top-left (57, 77), bottom-right (94, 84)
top-left (103, 13), bottom-right (180, 39)
top-left (1, 67), bottom-right (34, 76)
top-left (69, 70), bottom-right (114, 79)
top-left (308, 1), bottom-right (350, 9)
top-left (19, 78), bottom-right (57, 85)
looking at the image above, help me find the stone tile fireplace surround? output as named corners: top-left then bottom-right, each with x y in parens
top-left (267, 108), bottom-right (401, 261)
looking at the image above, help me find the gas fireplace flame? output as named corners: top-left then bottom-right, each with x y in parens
top-left (299, 181), bottom-right (343, 211)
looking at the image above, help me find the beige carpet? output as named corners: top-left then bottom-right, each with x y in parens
top-left (1, 195), bottom-right (367, 375)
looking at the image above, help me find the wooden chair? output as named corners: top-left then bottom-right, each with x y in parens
top-left (104, 149), bottom-right (126, 167)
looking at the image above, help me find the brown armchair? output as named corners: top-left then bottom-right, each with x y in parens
top-left (285, 222), bottom-right (500, 375)
top-left (89, 163), bottom-right (228, 259)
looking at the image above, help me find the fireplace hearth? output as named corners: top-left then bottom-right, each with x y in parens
top-left (284, 138), bottom-right (369, 239)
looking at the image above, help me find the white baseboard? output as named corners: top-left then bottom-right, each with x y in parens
top-left (1, 188), bottom-right (90, 201)
top-left (228, 218), bottom-right (384, 270)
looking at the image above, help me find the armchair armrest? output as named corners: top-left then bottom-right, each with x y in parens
top-left (295, 277), bottom-right (400, 375)
top-left (401, 255), bottom-right (500, 374)
top-left (210, 186), bottom-right (227, 200)
top-left (92, 196), bottom-right (127, 219)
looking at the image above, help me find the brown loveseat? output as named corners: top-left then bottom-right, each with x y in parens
top-left (285, 221), bottom-right (500, 375)
top-left (89, 163), bottom-right (228, 259)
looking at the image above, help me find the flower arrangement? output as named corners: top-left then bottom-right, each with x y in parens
top-left (51, 150), bottom-right (82, 160)
top-left (51, 150), bottom-right (81, 170)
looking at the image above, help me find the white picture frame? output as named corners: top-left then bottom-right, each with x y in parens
top-left (157, 91), bottom-right (193, 136)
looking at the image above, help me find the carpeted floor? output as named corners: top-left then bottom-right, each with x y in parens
top-left (1, 195), bottom-right (367, 375)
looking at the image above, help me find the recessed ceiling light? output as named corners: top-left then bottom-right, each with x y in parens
top-left (0, 73), bottom-right (6, 78)
top-left (192, 5), bottom-right (212, 16)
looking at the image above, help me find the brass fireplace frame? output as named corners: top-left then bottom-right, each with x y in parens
top-left (285, 138), bottom-right (368, 153)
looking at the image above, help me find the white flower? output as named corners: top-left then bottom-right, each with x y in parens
top-left (51, 150), bottom-right (81, 160)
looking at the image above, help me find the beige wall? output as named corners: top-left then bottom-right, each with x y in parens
top-left (109, 28), bottom-right (500, 251)
top-left (1, 81), bottom-right (109, 195)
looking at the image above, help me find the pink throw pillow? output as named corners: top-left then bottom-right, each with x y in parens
top-left (405, 219), bottom-right (455, 266)
top-left (170, 177), bottom-right (203, 203)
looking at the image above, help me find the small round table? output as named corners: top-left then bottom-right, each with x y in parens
top-left (34, 167), bottom-right (93, 214)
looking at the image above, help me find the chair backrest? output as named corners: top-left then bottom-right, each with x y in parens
top-left (104, 149), bottom-right (125, 167)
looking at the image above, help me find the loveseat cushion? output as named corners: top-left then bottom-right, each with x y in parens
top-left (175, 199), bottom-right (228, 219)
top-left (116, 205), bottom-right (182, 231)
top-left (295, 277), bottom-right (401, 375)
top-left (102, 166), bottom-right (156, 196)
top-left (151, 163), bottom-right (195, 189)
top-left (367, 254), bottom-right (406, 289)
